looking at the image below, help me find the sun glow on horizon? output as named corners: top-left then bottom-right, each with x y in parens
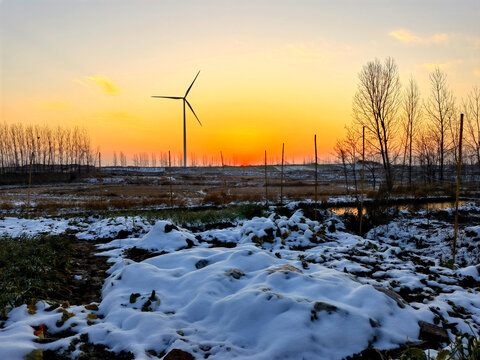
top-left (2, 0), bottom-right (478, 165)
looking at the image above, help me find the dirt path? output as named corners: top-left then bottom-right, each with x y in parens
top-left (68, 239), bottom-right (111, 305)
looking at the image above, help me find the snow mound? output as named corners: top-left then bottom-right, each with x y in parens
top-left (134, 220), bottom-right (198, 252)
top-left (458, 265), bottom-right (480, 280)
top-left (87, 245), bottom-right (421, 359)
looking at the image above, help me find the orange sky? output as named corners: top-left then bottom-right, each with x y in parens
top-left (1, 0), bottom-right (479, 165)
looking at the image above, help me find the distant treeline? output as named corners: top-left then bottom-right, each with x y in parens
top-left (0, 123), bottom-right (96, 174)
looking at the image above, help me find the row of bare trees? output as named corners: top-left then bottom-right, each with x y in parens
top-left (111, 151), bottom-right (304, 168)
top-left (0, 123), bottom-right (96, 174)
top-left (335, 57), bottom-right (479, 192)
top-left (113, 151), bottom-right (185, 167)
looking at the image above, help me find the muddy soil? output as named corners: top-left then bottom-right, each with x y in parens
top-left (67, 239), bottom-right (111, 305)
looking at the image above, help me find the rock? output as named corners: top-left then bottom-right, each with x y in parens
top-left (195, 259), bottom-right (209, 269)
top-left (314, 301), bottom-right (339, 314)
top-left (116, 229), bottom-right (132, 239)
top-left (418, 321), bottom-right (450, 344)
top-left (373, 285), bottom-right (407, 308)
top-left (164, 223), bottom-right (179, 233)
top-left (129, 293), bottom-right (141, 303)
top-left (199, 344), bottom-right (211, 351)
top-left (164, 349), bottom-right (195, 360)
top-left (267, 264), bottom-right (303, 274)
top-left (225, 268), bottom-right (245, 279)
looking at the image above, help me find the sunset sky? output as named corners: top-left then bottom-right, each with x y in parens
top-left (1, 0), bottom-right (479, 165)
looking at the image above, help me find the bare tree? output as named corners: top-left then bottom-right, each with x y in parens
top-left (119, 152), bottom-right (127, 167)
top-left (344, 125), bottom-right (361, 195)
top-left (402, 76), bottom-right (422, 185)
top-left (424, 67), bottom-right (456, 181)
top-left (333, 139), bottom-right (350, 194)
top-left (416, 126), bottom-right (439, 183)
top-left (151, 152), bottom-right (157, 167)
top-left (464, 87), bottom-right (480, 175)
top-left (353, 57), bottom-right (401, 190)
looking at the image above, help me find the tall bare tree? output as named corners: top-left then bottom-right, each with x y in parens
top-left (353, 57), bottom-right (401, 190)
top-left (402, 77), bottom-right (422, 185)
top-left (464, 87), bottom-right (480, 173)
top-left (424, 67), bottom-right (455, 181)
top-left (119, 152), bottom-right (127, 167)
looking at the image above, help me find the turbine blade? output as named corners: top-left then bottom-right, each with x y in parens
top-left (184, 71), bottom-right (200, 97)
top-left (151, 96), bottom-right (183, 99)
top-left (185, 99), bottom-right (202, 126)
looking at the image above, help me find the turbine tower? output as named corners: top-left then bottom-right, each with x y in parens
top-left (152, 71), bottom-right (202, 167)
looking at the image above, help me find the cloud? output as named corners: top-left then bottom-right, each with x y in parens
top-left (389, 29), bottom-right (449, 44)
top-left (474, 69), bottom-right (480, 78)
top-left (87, 76), bottom-right (123, 95)
top-left (421, 61), bottom-right (455, 70)
top-left (38, 101), bottom-right (72, 110)
top-left (389, 29), bottom-right (421, 43)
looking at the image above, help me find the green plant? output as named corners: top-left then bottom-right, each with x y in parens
top-left (399, 333), bottom-right (480, 360)
top-left (0, 234), bottom-right (74, 316)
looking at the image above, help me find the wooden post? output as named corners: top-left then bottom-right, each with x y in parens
top-left (453, 114), bottom-right (464, 265)
top-left (359, 126), bottom-right (365, 235)
top-left (280, 143), bottom-right (285, 205)
top-left (314, 135), bottom-right (318, 221)
top-left (27, 151), bottom-right (34, 209)
top-left (169, 150), bottom-right (173, 207)
top-left (221, 151), bottom-right (226, 189)
top-left (265, 150), bottom-right (268, 206)
top-left (98, 152), bottom-right (104, 204)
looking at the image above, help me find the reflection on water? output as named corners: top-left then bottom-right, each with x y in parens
top-left (329, 201), bottom-right (467, 216)
top-left (330, 207), bottom-right (365, 216)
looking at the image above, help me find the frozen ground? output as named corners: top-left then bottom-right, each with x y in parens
top-left (0, 203), bottom-right (479, 359)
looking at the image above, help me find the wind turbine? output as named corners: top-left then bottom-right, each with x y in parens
top-left (152, 71), bottom-right (202, 167)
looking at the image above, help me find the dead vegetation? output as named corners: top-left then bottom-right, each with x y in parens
top-left (0, 166), bottom-right (476, 216)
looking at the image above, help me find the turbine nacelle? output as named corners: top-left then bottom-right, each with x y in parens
top-left (151, 71), bottom-right (201, 126)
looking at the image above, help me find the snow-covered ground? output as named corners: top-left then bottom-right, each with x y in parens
top-left (1, 204), bottom-right (479, 359)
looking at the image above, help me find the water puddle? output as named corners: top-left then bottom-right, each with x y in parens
top-left (329, 201), bottom-right (467, 216)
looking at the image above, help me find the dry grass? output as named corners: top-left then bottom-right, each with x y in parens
top-left (2, 169), bottom-right (474, 216)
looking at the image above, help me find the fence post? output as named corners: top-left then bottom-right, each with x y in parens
top-left (221, 151), bottom-right (226, 189)
top-left (359, 126), bottom-right (365, 235)
top-left (169, 150), bottom-right (173, 207)
top-left (280, 143), bottom-right (285, 205)
top-left (99, 152), bottom-right (103, 204)
top-left (314, 135), bottom-right (318, 221)
top-left (265, 150), bottom-right (268, 206)
top-left (453, 114), bottom-right (464, 265)
top-left (27, 151), bottom-right (34, 209)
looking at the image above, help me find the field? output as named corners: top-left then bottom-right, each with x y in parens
top-left (0, 167), bottom-right (479, 360)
